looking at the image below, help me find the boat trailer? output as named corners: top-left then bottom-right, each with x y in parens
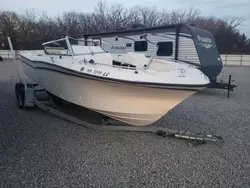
top-left (15, 81), bottom-right (223, 145)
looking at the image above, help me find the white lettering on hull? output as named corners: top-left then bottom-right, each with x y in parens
top-left (79, 66), bottom-right (110, 77)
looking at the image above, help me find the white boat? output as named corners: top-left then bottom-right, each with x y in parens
top-left (19, 36), bottom-right (210, 126)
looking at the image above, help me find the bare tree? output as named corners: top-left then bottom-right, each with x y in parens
top-left (0, 11), bottom-right (21, 48)
top-left (224, 16), bottom-right (244, 29)
top-left (107, 4), bottom-right (126, 30)
top-left (0, 2), bottom-right (249, 53)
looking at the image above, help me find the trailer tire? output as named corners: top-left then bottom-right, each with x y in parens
top-left (17, 89), bottom-right (25, 109)
top-left (15, 83), bottom-right (21, 99)
top-left (15, 83), bottom-right (25, 109)
top-left (0, 56), bottom-right (3, 61)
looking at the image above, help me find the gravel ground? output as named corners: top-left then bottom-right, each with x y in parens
top-left (0, 60), bottom-right (250, 188)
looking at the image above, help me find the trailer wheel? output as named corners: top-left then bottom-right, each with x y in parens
top-left (0, 56), bottom-right (3, 61)
top-left (17, 88), bottom-right (25, 109)
top-left (15, 83), bottom-right (25, 109)
top-left (15, 83), bottom-right (21, 99)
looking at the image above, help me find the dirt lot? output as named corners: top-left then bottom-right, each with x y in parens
top-left (0, 60), bottom-right (249, 187)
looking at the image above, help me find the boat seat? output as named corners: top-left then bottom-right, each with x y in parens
top-left (148, 59), bottom-right (178, 72)
top-left (113, 52), bottom-right (151, 70)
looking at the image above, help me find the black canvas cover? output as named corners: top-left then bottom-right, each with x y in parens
top-left (188, 26), bottom-right (223, 79)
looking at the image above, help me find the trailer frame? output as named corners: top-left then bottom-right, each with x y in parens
top-left (14, 80), bottom-right (223, 145)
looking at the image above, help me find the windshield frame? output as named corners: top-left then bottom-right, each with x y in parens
top-left (42, 36), bottom-right (108, 56)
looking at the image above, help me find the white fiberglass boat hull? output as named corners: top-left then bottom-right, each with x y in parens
top-left (20, 60), bottom-right (203, 126)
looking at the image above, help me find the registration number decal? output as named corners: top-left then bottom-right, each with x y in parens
top-left (80, 67), bottom-right (110, 77)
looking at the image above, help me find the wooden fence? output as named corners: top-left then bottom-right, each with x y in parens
top-left (0, 50), bottom-right (16, 59)
top-left (220, 54), bottom-right (250, 66)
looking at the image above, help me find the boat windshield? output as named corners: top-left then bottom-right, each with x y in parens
top-left (42, 36), bottom-right (107, 56)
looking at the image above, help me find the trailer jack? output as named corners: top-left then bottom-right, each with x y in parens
top-left (209, 74), bottom-right (237, 98)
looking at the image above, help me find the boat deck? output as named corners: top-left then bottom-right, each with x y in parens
top-left (1, 60), bottom-right (250, 187)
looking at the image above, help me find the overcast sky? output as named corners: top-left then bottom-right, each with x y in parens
top-left (1, 0), bottom-right (250, 36)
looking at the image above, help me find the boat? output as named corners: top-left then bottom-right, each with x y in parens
top-left (18, 36), bottom-right (210, 126)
